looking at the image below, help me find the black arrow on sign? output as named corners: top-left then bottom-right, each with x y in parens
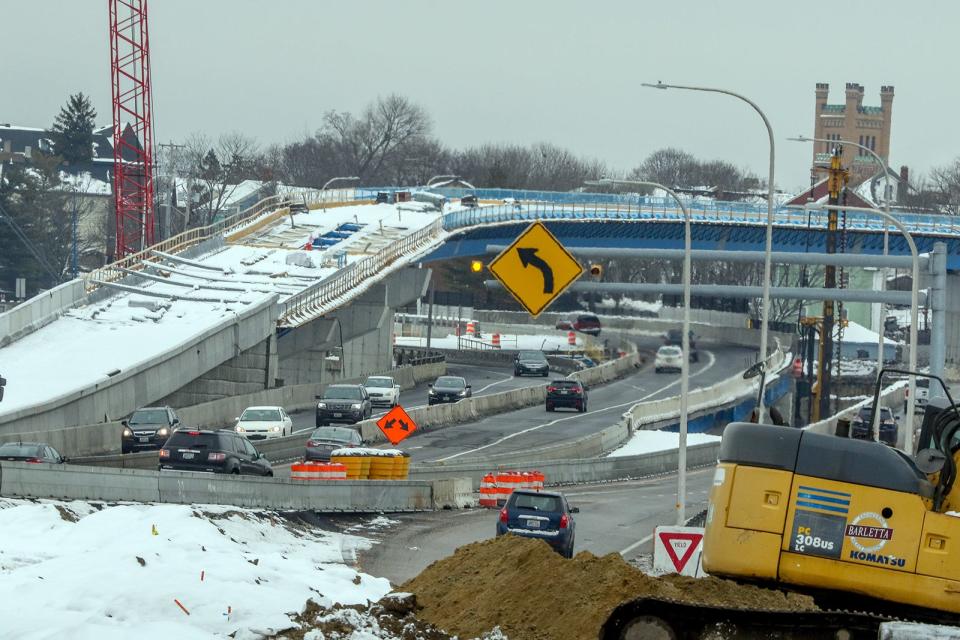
top-left (517, 247), bottom-right (554, 294)
top-left (384, 418), bottom-right (396, 430)
top-left (398, 419), bottom-right (410, 431)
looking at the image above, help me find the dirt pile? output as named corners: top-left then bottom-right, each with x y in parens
top-left (402, 536), bottom-right (816, 640)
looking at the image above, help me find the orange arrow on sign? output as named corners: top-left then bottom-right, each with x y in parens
top-left (376, 405), bottom-right (418, 445)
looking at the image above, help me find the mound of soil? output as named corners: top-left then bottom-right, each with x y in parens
top-left (402, 535), bottom-right (816, 640)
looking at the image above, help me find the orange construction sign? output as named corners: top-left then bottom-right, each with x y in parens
top-left (376, 405), bottom-right (418, 445)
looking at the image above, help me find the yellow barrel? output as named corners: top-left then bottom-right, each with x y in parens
top-left (331, 455), bottom-right (362, 480)
top-left (358, 455), bottom-right (372, 480)
top-left (369, 454), bottom-right (394, 480)
top-left (396, 452), bottom-right (410, 480)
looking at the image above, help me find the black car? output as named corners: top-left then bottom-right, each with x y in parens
top-left (305, 426), bottom-right (364, 462)
top-left (428, 376), bottom-right (472, 405)
top-left (851, 406), bottom-right (898, 446)
top-left (461, 194), bottom-right (479, 208)
top-left (316, 384), bottom-right (373, 426)
top-left (159, 429), bottom-right (272, 476)
top-left (122, 406), bottom-right (181, 453)
top-left (546, 379), bottom-right (588, 412)
top-left (665, 329), bottom-right (699, 363)
top-left (0, 442), bottom-right (67, 464)
top-left (496, 489), bottom-right (578, 558)
top-left (514, 350), bottom-right (550, 377)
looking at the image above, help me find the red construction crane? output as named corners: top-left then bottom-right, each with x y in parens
top-left (108, 0), bottom-right (155, 258)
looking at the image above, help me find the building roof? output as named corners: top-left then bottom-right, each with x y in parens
top-left (0, 123), bottom-right (141, 182)
top-left (784, 178), bottom-right (875, 208)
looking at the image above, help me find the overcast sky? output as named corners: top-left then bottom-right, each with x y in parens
top-left (4, 0), bottom-right (958, 192)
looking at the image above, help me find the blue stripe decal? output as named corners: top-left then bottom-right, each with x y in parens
top-left (797, 492), bottom-right (850, 506)
top-left (798, 485), bottom-right (851, 497)
top-left (796, 500), bottom-right (850, 514)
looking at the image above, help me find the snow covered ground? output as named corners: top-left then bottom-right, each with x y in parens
top-left (394, 332), bottom-right (583, 351)
top-left (0, 201), bottom-right (453, 418)
top-left (607, 430), bottom-right (721, 458)
top-left (0, 498), bottom-right (391, 640)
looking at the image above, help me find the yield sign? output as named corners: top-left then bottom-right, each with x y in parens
top-left (488, 221), bottom-right (584, 317)
top-left (655, 528), bottom-right (704, 575)
top-left (376, 405), bottom-right (418, 445)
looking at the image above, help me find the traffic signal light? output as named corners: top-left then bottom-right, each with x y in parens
top-left (589, 264), bottom-right (602, 278)
top-left (470, 260), bottom-right (484, 273)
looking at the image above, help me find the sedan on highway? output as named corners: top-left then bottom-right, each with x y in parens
top-left (0, 442), bottom-right (67, 464)
top-left (496, 489), bottom-right (578, 558)
top-left (363, 375), bottom-right (400, 408)
top-left (305, 426), bottom-right (364, 461)
top-left (234, 406), bottom-right (293, 440)
top-left (654, 345), bottom-right (684, 373)
top-left (428, 376), bottom-right (472, 405)
top-left (514, 350), bottom-right (550, 377)
top-left (546, 379), bottom-right (588, 412)
top-left (316, 384), bottom-right (373, 426)
top-left (159, 429), bottom-right (273, 476)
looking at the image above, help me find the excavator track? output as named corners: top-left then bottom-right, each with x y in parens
top-left (600, 597), bottom-right (886, 639)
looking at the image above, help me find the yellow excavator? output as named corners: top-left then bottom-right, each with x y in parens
top-left (602, 370), bottom-right (960, 638)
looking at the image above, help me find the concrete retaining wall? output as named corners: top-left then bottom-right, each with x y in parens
top-left (474, 310), bottom-right (792, 351)
top-left (0, 280), bottom-right (87, 348)
top-left (0, 460), bottom-right (436, 512)
top-left (410, 441), bottom-right (721, 489)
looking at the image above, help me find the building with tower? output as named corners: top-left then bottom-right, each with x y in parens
top-left (812, 82), bottom-right (894, 182)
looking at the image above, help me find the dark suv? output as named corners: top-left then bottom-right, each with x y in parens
top-left (316, 384), bottom-right (372, 426)
top-left (159, 429), bottom-right (272, 476)
top-left (496, 489), bottom-right (578, 558)
top-left (572, 314), bottom-right (601, 336)
top-left (665, 329), bottom-right (699, 363)
top-left (546, 379), bottom-right (588, 412)
top-left (851, 406), bottom-right (898, 446)
top-left (122, 406), bottom-right (181, 453)
top-left (514, 351), bottom-right (550, 377)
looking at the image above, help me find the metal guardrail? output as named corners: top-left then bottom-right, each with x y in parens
top-left (441, 200), bottom-right (960, 236)
top-left (277, 218), bottom-right (444, 325)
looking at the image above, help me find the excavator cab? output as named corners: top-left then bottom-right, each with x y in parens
top-left (702, 369), bottom-right (960, 621)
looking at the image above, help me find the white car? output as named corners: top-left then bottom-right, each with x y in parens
top-left (234, 406), bottom-right (293, 440)
top-left (655, 346), bottom-right (684, 373)
top-left (363, 375), bottom-right (400, 408)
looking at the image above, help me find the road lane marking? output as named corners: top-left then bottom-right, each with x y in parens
top-left (620, 533), bottom-right (654, 556)
top-left (475, 371), bottom-right (517, 394)
top-left (434, 351), bottom-right (718, 462)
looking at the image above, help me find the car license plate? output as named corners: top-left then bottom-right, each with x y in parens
top-left (525, 519), bottom-right (541, 529)
top-left (182, 452), bottom-right (194, 460)
top-left (138, 437), bottom-right (150, 443)
top-left (333, 413), bottom-right (343, 418)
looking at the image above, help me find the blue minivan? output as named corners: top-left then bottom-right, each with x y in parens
top-left (496, 489), bottom-right (578, 558)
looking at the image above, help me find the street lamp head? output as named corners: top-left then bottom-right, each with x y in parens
top-left (787, 136), bottom-right (812, 143)
top-left (641, 82), bottom-right (669, 90)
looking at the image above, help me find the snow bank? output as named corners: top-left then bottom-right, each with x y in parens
top-left (0, 499), bottom-right (390, 639)
top-left (608, 430), bottom-right (720, 458)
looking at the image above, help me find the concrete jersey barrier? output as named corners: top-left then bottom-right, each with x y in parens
top-left (0, 460), bottom-right (438, 512)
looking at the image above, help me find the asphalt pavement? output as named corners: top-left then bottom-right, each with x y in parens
top-left (404, 342), bottom-right (756, 463)
top-left (355, 467), bottom-right (716, 587)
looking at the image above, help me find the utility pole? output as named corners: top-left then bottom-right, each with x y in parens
top-left (813, 148), bottom-right (848, 421)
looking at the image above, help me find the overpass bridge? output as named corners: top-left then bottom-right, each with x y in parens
top-left (1, 187), bottom-right (958, 439)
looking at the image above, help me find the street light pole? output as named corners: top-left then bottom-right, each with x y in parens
top-left (643, 82), bottom-right (776, 422)
top-left (802, 203), bottom-right (920, 453)
top-left (789, 135), bottom-right (893, 442)
top-left (588, 177), bottom-right (692, 525)
top-left (321, 176), bottom-right (360, 209)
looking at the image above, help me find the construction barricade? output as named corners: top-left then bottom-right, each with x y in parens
top-left (479, 470), bottom-right (547, 507)
top-left (330, 448), bottom-right (410, 480)
top-left (290, 461), bottom-right (347, 481)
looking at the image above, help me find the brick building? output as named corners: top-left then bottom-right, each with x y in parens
top-left (813, 82), bottom-right (894, 182)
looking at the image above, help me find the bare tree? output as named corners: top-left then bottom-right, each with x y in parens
top-left (181, 132), bottom-right (260, 227)
top-left (322, 94), bottom-right (431, 182)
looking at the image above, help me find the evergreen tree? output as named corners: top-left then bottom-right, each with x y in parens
top-left (51, 93), bottom-right (98, 163)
